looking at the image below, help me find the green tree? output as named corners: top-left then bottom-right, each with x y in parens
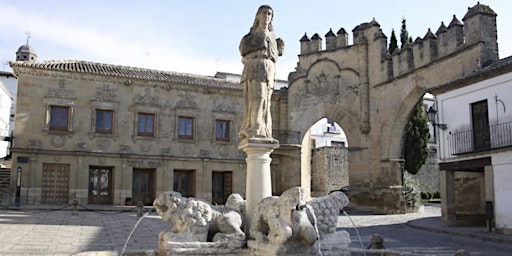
top-left (400, 18), bottom-right (411, 49)
top-left (404, 100), bottom-right (430, 174)
top-left (389, 29), bottom-right (398, 53)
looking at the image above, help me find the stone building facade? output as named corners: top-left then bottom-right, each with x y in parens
top-left (8, 3), bottom-right (504, 214)
top-left (279, 3), bottom-right (499, 213)
top-left (9, 61), bottom-right (250, 205)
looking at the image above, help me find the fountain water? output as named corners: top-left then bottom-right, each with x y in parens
top-left (343, 211), bottom-right (366, 252)
top-left (120, 210), bottom-right (151, 256)
top-left (306, 204), bottom-right (322, 256)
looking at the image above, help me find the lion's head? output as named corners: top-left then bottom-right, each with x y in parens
top-left (153, 191), bottom-right (185, 222)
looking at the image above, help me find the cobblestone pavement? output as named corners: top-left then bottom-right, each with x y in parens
top-left (0, 204), bottom-right (511, 255)
top-left (0, 208), bottom-right (172, 255)
top-left (339, 204), bottom-right (512, 255)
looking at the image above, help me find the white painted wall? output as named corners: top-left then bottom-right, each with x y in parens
top-left (493, 151), bottom-right (512, 231)
top-left (0, 80), bottom-right (12, 158)
top-left (436, 71), bottom-right (512, 232)
top-left (0, 72), bottom-right (17, 138)
top-left (309, 118), bottom-right (347, 148)
top-left (436, 73), bottom-right (512, 159)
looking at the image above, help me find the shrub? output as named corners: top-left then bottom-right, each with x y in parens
top-left (403, 172), bottom-right (421, 206)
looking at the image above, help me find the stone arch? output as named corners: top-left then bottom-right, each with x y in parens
top-left (384, 85), bottom-right (428, 161)
top-left (290, 102), bottom-right (360, 147)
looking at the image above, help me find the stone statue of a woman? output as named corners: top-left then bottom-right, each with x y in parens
top-left (238, 5), bottom-right (284, 143)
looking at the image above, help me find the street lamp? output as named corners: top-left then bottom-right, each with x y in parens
top-left (15, 167), bottom-right (21, 207)
top-left (427, 106), bottom-right (447, 130)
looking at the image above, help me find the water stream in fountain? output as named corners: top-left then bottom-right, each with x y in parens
top-left (342, 211), bottom-right (365, 251)
top-left (306, 204), bottom-right (322, 256)
top-left (120, 210), bottom-right (152, 256)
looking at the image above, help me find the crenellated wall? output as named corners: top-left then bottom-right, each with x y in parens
top-left (291, 3), bottom-right (498, 86)
top-left (279, 2), bottom-right (499, 213)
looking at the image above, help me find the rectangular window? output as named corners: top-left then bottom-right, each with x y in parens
top-left (95, 109), bottom-right (114, 134)
top-left (173, 170), bottom-right (195, 197)
top-left (50, 106), bottom-right (69, 131)
top-left (178, 116), bottom-right (194, 139)
top-left (138, 113), bottom-right (155, 137)
top-left (215, 120), bottom-right (230, 142)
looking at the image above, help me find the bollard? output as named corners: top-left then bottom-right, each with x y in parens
top-left (72, 199), bottom-right (79, 215)
top-left (455, 249), bottom-right (471, 256)
top-left (137, 201), bottom-right (145, 217)
top-left (368, 234), bottom-right (384, 249)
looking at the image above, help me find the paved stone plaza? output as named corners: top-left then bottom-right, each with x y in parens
top-left (0, 204), bottom-right (511, 255)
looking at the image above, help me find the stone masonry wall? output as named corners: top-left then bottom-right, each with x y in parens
top-left (311, 146), bottom-right (348, 197)
top-left (415, 147), bottom-right (440, 192)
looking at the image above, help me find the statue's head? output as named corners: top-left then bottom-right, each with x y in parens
top-left (251, 5), bottom-right (274, 32)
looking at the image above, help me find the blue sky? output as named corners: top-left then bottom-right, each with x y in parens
top-left (1, 1), bottom-right (511, 80)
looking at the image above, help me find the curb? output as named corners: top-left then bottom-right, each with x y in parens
top-left (406, 219), bottom-right (512, 245)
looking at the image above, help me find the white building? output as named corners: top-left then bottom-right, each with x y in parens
top-left (0, 71), bottom-right (17, 142)
top-left (309, 118), bottom-right (347, 148)
top-left (0, 80), bottom-right (12, 159)
top-left (431, 56), bottom-right (512, 234)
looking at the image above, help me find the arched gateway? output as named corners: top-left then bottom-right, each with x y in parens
top-left (271, 3), bottom-right (498, 213)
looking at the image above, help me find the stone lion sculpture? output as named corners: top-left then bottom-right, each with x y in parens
top-left (308, 191), bottom-right (350, 237)
top-left (250, 187), bottom-right (318, 247)
top-left (153, 191), bottom-right (245, 245)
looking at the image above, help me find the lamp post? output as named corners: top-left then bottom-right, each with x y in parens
top-left (427, 106), bottom-right (447, 132)
top-left (15, 167), bottom-right (21, 207)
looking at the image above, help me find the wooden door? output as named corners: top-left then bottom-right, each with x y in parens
top-left (173, 170), bottom-right (195, 197)
top-left (132, 168), bottom-right (156, 205)
top-left (41, 163), bottom-right (70, 204)
top-left (212, 171), bottom-right (232, 205)
top-left (471, 100), bottom-right (490, 152)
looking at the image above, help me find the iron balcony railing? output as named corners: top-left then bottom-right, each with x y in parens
top-left (273, 130), bottom-right (301, 145)
top-left (449, 121), bottom-right (512, 155)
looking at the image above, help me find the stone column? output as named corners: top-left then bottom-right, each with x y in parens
top-left (239, 140), bottom-right (279, 236)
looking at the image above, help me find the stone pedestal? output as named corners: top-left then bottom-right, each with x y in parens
top-left (239, 139), bottom-right (279, 235)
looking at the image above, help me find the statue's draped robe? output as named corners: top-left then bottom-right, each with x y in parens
top-left (239, 30), bottom-right (279, 140)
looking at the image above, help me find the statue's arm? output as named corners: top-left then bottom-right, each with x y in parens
top-left (277, 38), bottom-right (284, 56)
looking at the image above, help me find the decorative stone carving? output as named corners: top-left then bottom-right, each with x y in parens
top-left (140, 140), bottom-right (151, 152)
top-left (75, 142), bottom-right (87, 150)
top-left (153, 191), bottom-right (246, 251)
top-left (249, 187), bottom-right (318, 250)
top-left (214, 96), bottom-right (234, 113)
top-left (94, 85), bottom-right (118, 101)
top-left (238, 5), bottom-right (284, 142)
top-left (48, 80), bottom-right (75, 98)
top-left (96, 138), bottom-right (110, 149)
top-left (135, 87), bottom-right (159, 106)
top-left (175, 91), bottom-right (198, 109)
top-left (50, 135), bottom-right (66, 147)
top-left (200, 150), bottom-right (209, 157)
top-left (219, 145), bottom-right (228, 157)
top-left (119, 145), bottom-right (130, 154)
top-left (308, 191), bottom-right (350, 237)
top-left (161, 147), bottom-right (172, 156)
